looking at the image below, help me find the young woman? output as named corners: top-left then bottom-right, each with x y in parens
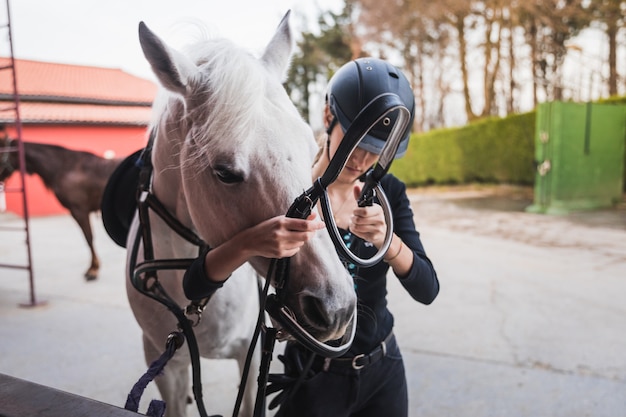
top-left (183, 57), bottom-right (439, 417)
top-left (268, 58), bottom-right (439, 417)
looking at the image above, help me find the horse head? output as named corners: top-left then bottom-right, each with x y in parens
top-left (138, 12), bottom-right (356, 343)
top-left (0, 135), bottom-right (17, 182)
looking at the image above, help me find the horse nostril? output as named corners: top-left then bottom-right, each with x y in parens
top-left (300, 295), bottom-right (331, 330)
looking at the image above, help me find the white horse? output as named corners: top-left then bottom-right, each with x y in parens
top-left (125, 12), bottom-right (356, 417)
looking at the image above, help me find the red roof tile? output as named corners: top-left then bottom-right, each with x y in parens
top-left (0, 102), bottom-right (153, 125)
top-left (0, 57), bottom-right (157, 104)
top-left (0, 57), bottom-right (157, 125)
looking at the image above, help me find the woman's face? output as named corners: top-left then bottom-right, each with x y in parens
top-left (327, 121), bottom-right (378, 184)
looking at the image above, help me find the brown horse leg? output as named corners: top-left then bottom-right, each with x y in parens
top-left (70, 209), bottom-right (99, 281)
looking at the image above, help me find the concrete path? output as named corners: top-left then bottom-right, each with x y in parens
top-left (0, 185), bottom-right (624, 416)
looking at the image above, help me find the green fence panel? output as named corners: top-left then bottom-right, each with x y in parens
top-left (527, 101), bottom-right (626, 214)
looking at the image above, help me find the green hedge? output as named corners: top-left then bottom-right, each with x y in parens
top-left (392, 96), bottom-right (626, 189)
top-left (392, 112), bottom-right (536, 187)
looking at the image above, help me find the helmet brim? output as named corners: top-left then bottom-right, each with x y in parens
top-left (335, 108), bottom-right (408, 159)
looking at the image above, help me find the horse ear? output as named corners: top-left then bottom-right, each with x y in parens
top-left (261, 10), bottom-right (293, 81)
top-left (138, 21), bottom-right (199, 96)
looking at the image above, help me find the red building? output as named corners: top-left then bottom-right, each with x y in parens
top-left (0, 58), bottom-right (156, 216)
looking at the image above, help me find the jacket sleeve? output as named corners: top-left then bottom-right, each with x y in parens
top-left (183, 248), bottom-right (225, 301)
top-left (383, 175), bottom-right (439, 305)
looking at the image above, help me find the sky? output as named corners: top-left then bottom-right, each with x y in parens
top-left (2, 0), bottom-right (343, 81)
top-left (2, 1), bottom-right (618, 126)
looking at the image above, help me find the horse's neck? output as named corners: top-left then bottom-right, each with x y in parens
top-left (23, 143), bottom-right (65, 189)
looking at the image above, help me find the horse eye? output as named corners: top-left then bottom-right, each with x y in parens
top-left (214, 167), bottom-right (244, 184)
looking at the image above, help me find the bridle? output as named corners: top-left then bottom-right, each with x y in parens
top-left (125, 93), bottom-right (411, 417)
top-left (264, 93), bottom-right (412, 354)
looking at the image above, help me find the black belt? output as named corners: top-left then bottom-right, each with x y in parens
top-left (323, 332), bottom-right (394, 371)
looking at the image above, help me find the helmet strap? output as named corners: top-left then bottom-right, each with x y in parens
top-left (325, 116), bottom-right (338, 162)
top-left (325, 116), bottom-right (338, 136)
top-left (326, 137), bottom-right (331, 162)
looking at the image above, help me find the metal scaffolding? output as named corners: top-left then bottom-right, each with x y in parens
top-left (0, 0), bottom-right (42, 307)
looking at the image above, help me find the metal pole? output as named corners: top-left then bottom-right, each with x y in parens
top-left (4, 0), bottom-right (42, 307)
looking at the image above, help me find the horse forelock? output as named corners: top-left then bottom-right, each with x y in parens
top-left (180, 39), bottom-right (295, 167)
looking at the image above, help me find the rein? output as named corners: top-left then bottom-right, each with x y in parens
top-left (264, 93), bottom-right (411, 350)
top-left (125, 93), bottom-right (410, 417)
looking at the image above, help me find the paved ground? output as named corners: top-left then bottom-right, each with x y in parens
top-left (0, 185), bottom-right (625, 416)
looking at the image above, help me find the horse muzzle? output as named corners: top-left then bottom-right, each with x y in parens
top-left (265, 292), bottom-right (357, 358)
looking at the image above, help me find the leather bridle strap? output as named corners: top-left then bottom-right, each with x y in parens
top-left (136, 131), bottom-right (207, 254)
top-left (262, 93), bottom-right (410, 357)
top-left (128, 130), bottom-right (217, 417)
top-left (243, 93), bottom-right (411, 416)
top-left (320, 93), bottom-right (410, 190)
top-left (128, 229), bottom-right (216, 417)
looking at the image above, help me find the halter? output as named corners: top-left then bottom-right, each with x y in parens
top-left (125, 92), bottom-right (411, 417)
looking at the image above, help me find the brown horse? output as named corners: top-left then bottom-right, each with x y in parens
top-left (0, 134), bottom-right (122, 280)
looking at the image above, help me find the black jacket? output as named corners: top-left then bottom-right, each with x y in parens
top-left (338, 173), bottom-right (439, 355)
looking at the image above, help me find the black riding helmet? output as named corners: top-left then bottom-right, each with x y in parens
top-left (327, 57), bottom-right (415, 158)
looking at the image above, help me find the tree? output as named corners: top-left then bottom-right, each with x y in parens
top-left (588, 0), bottom-right (625, 96)
top-left (284, 8), bottom-right (354, 125)
top-left (351, 0), bottom-right (464, 128)
top-left (517, 0), bottom-right (592, 104)
top-left (294, 0), bottom-right (615, 130)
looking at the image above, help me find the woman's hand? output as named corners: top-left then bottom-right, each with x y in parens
top-left (348, 185), bottom-right (387, 248)
top-left (204, 213), bottom-right (324, 282)
top-left (349, 185), bottom-right (413, 276)
top-left (240, 213), bottom-right (325, 259)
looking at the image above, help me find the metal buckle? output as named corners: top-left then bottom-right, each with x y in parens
top-left (184, 302), bottom-right (205, 327)
top-left (351, 353), bottom-right (366, 370)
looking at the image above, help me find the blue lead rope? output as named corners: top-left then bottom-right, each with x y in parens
top-left (125, 332), bottom-right (185, 417)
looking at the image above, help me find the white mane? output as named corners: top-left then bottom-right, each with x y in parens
top-left (153, 38), bottom-right (282, 171)
top-left (191, 41), bottom-right (268, 137)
